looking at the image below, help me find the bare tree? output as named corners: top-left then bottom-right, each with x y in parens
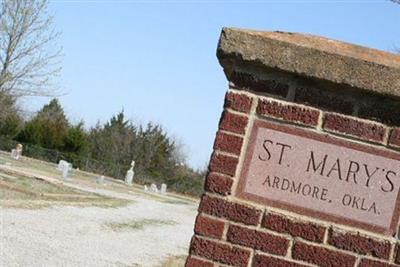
top-left (0, 0), bottom-right (62, 98)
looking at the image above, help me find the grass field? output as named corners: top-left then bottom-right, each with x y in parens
top-left (0, 150), bottom-right (195, 209)
top-left (0, 156), bottom-right (131, 209)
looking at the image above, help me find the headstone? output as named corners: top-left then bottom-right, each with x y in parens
top-left (125, 160), bottom-right (135, 185)
top-left (125, 168), bottom-right (134, 185)
top-left (186, 28), bottom-right (400, 266)
top-left (62, 165), bottom-right (69, 180)
top-left (160, 183), bottom-right (167, 195)
top-left (58, 160), bottom-right (72, 180)
top-left (150, 183), bottom-right (158, 193)
top-left (144, 185), bottom-right (148, 191)
top-left (96, 175), bottom-right (105, 184)
top-left (10, 144), bottom-right (23, 160)
top-left (10, 149), bottom-right (18, 159)
top-left (58, 160), bottom-right (68, 171)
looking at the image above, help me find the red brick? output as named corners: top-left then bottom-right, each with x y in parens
top-left (204, 173), bottom-right (233, 196)
top-left (328, 230), bottom-right (391, 259)
top-left (224, 91), bottom-right (253, 113)
top-left (323, 113), bottom-right (387, 143)
top-left (189, 236), bottom-right (250, 267)
top-left (358, 259), bottom-right (397, 267)
top-left (219, 111), bottom-right (248, 135)
top-left (214, 132), bottom-right (243, 155)
top-left (227, 225), bottom-right (289, 255)
top-left (292, 241), bottom-right (356, 267)
top-left (389, 128), bottom-right (400, 147)
top-left (209, 153), bottom-right (238, 177)
top-left (253, 254), bottom-right (308, 267)
top-left (262, 213), bottom-right (326, 243)
top-left (257, 98), bottom-right (320, 126)
top-left (185, 256), bottom-right (214, 267)
top-left (194, 215), bottom-right (225, 239)
top-left (199, 195), bottom-right (262, 225)
top-left (230, 71), bottom-right (289, 98)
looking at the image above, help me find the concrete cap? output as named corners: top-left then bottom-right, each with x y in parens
top-left (217, 27), bottom-right (400, 98)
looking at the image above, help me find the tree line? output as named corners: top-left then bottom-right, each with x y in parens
top-left (0, 0), bottom-right (205, 196)
top-left (0, 94), bottom-right (205, 196)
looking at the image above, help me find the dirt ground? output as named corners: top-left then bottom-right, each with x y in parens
top-left (0, 152), bottom-right (197, 267)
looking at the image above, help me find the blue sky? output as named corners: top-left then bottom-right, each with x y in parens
top-left (25, 0), bottom-right (400, 169)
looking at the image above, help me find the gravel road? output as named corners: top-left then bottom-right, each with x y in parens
top-left (0, 183), bottom-right (198, 267)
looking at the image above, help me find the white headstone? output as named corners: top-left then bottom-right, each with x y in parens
top-left (62, 165), bottom-right (69, 179)
top-left (10, 149), bottom-right (18, 159)
top-left (11, 144), bottom-right (23, 160)
top-left (160, 184), bottom-right (167, 195)
top-left (125, 161), bottom-right (135, 185)
top-left (150, 183), bottom-right (158, 193)
top-left (58, 160), bottom-right (72, 180)
top-left (125, 168), bottom-right (134, 185)
top-left (58, 160), bottom-right (68, 171)
top-left (96, 175), bottom-right (105, 184)
top-left (144, 185), bottom-right (148, 191)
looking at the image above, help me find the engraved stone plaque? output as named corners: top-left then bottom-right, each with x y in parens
top-left (236, 120), bottom-right (400, 235)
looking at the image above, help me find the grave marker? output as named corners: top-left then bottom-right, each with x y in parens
top-left (125, 160), bottom-right (135, 185)
top-left (58, 160), bottom-right (72, 180)
top-left (150, 183), bottom-right (158, 193)
top-left (160, 183), bottom-right (167, 195)
top-left (96, 175), bottom-right (105, 184)
top-left (10, 144), bottom-right (23, 160)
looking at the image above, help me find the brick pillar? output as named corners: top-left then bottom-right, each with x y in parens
top-left (186, 28), bottom-right (400, 267)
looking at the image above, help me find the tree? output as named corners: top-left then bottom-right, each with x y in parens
top-left (64, 121), bottom-right (89, 155)
top-left (0, 0), bottom-right (62, 97)
top-left (0, 92), bottom-right (22, 138)
top-left (89, 111), bottom-right (137, 166)
top-left (88, 111), bottom-right (182, 178)
top-left (18, 98), bottom-right (69, 149)
top-left (139, 125), bottom-right (176, 176)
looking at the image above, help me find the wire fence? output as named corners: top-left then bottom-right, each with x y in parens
top-left (0, 137), bottom-right (126, 178)
top-left (0, 136), bottom-right (204, 196)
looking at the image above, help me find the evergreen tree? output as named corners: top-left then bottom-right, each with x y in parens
top-left (88, 111), bottom-right (179, 178)
top-left (135, 123), bottom-right (176, 177)
top-left (89, 110), bottom-right (136, 166)
top-left (0, 92), bottom-right (23, 139)
top-left (64, 122), bottom-right (89, 155)
top-left (18, 98), bottom-right (69, 149)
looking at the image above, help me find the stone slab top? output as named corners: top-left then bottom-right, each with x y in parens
top-left (217, 27), bottom-right (400, 98)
